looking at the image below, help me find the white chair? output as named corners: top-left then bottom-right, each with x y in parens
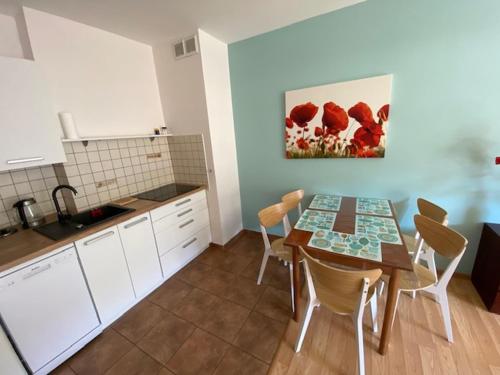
top-left (281, 189), bottom-right (305, 217)
top-left (257, 202), bottom-right (296, 311)
top-left (295, 247), bottom-right (382, 375)
top-left (379, 198), bottom-right (448, 297)
top-left (393, 214), bottom-right (467, 342)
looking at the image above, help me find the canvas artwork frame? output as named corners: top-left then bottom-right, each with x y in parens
top-left (285, 74), bottom-right (393, 159)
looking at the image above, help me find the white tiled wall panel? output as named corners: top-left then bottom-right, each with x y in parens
top-left (0, 166), bottom-right (62, 227)
top-left (0, 135), bottom-right (208, 228)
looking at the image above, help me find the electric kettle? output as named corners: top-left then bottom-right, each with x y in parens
top-left (13, 198), bottom-right (46, 228)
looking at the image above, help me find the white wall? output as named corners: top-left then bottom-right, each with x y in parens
top-left (153, 30), bottom-right (243, 244)
top-left (153, 37), bottom-right (224, 244)
top-left (23, 7), bottom-right (164, 137)
top-left (198, 30), bottom-right (243, 243)
top-left (0, 13), bottom-right (26, 59)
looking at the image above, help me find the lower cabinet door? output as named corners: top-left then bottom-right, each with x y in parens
top-left (117, 214), bottom-right (162, 298)
top-left (160, 226), bottom-right (211, 280)
top-left (75, 226), bottom-right (135, 326)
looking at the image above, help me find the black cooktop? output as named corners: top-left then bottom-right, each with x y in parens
top-left (134, 183), bottom-right (200, 202)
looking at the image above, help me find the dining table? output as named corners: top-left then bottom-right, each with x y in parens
top-left (284, 194), bottom-right (413, 355)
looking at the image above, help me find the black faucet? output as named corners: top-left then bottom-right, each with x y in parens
top-left (52, 185), bottom-right (78, 223)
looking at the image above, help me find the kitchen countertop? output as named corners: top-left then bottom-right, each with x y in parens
top-left (0, 187), bottom-right (206, 273)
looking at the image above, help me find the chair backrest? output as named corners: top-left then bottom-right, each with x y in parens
top-left (417, 198), bottom-right (448, 225)
top-left (281, 189), bottom-right (304, 216)
top-left (299, 247), bottom-right (382, 314)
top-left (258, 202), bottom-right (291, 249)
top-left (258, 202), bottom-right (289, 228)
top-left (414, 214), bottom-right (467, 287)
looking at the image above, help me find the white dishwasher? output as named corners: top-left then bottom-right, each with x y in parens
top-left (0, 245), bottom-right (100, 374)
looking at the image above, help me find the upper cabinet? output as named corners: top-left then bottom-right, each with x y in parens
top-left (0, 56), bottom-right (65, 171)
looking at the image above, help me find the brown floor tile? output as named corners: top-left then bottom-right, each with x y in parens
top-left (241, 257), bottom-right (291, 292)
top-left (175, 260), bottom-right (212, 286)
top-left (50, 364), bottom-right (76, 375)
top-left (198, 299), bottom-right (251, 342)
top-left (224, 275), bottom-right (266, 309)
top-left (214, 346), bottom-right (269, 375)
top-left (234, 311), bottom-right (286, 364)
top-left (113, 300), bottom-right (166, 343)
top-left (148, 278), bottom-right (193, 311)
top-left (138, 313), bottom-right (195, 366)
top-left (197, 247), bottom-right (254, 275)
top-left (105, 347), bottom-right (163, 375)
top-left (254, 286), bottom-right (292, 323)
top-left (197, 268), bottom-right (237, 297)
top-left (67, 329), bottom-right (133, 375)
top-left (173, 288), bottom-right (220, 326)
top-left (226, 233), bottom-right (262, 259)
top-left (167, 328), bottom-right (229, 375)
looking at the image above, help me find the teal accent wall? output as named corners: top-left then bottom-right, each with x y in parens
top-left (228, 0), bottom-right (500, 273)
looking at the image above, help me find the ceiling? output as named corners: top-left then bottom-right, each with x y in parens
top-left (0, 0), bottom-right (364, 45)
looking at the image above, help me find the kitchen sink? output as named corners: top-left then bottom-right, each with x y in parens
top-left (34, 205), bottom-right (135, 241)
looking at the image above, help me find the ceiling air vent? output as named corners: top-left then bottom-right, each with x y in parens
top-left (173, 35), bottom-right (198, 59)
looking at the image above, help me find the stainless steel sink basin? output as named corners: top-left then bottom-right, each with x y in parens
top-left (34, 205), bottom-right (135, 241)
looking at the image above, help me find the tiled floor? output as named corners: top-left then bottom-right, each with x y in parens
top-left (52, 231), bottom-right (291, 375)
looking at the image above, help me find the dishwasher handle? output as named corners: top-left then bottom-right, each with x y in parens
top-left (22, 264), bottom-right (52, 280)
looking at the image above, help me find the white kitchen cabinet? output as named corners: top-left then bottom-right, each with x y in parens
top-left (154, 206), bottom-right (209, 257)
top-left (160, 226), bottom-right (211, 280)
top-left (152, 191), bottom-right (211, 280)
top-left (0, 57), bottom-right (66, 171)
top-left (75, 226), bottom-right (135, 326)
top-left (117, 213), bottom-right (162, 299)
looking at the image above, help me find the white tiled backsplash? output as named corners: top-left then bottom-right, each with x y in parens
top-left (0, 166), bottom-right (63, 227)
top-left (0, 135), bottom-right (208, 228)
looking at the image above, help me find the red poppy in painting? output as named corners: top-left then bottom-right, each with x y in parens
top-left (290, 102), bottom-right (319, 127)
top-left (496, 156), bottom-right (500, 165)
top-left (322, 102), bottom-right (348, 132)
top-left (364, 122), bottom-right (384, 135)
top-left (285, 117), bottom-right (293, 129)
top-left (377, 104), bottom-right (390, 122)
top-left (348, 102), bottom-right (374, 125)
top-left (354, 127), bottom-right (382, 148)
top-left (296, 138), bottom-right (309, 150)
top-left (314, 127), bottom-right (323, 137)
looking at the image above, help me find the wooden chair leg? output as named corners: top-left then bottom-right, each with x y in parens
top-left (257, 248), bottom-right (270, 285)
top-left (369, 294), bottom-right (378, 333)
top-left (295, 300), bottom-right (315, 352)
top-left (353, 313), bottom-right (366, 375)
top-left (437, 290), bottom-right (454, 342)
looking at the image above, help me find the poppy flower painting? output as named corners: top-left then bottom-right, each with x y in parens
top-left (285, 74), bottom-right (393, 158)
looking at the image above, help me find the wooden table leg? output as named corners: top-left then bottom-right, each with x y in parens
top-left (292, 245), bottom-right (301, 321)
top-left (379, 268), bottom-right (401, 355)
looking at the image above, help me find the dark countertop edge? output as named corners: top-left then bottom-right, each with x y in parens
top-left (0, 186), bottom-right (207, 273)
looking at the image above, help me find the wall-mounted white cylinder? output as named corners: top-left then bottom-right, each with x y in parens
top-left (58, 112), bottom-right (79, 139)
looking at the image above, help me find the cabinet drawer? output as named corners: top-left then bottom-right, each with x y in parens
top-left (152, 199), bottom-right (207, 234)
top-left (160, 226), bottom-right (211, 280)
top-left (155, 208), bottom-right (210, 256)
top-left (150, 190), bottom-right (206, 222)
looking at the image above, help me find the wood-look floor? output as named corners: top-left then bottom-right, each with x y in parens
top-left (269, 275), bottom-right (500, 375)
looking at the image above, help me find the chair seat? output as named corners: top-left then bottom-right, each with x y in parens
top-left (271, 238), bottom-right (293, 262)
top-left (319, 285), bottom-right (377, 315)
top-left (399, 263), bottom-right (437, 291)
